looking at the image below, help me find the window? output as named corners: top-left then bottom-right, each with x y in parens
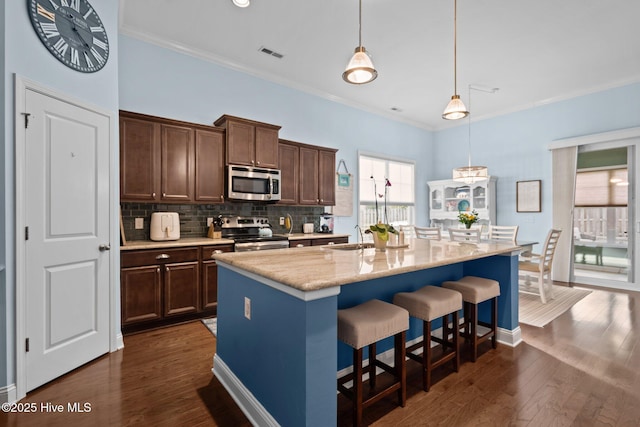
top-left (575, 168), bottom-right (628, 207)
top-left (359, 154), bottom-right (415, 229)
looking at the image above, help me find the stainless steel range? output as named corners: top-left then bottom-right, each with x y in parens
top-left (221, 216), bottom-right (289, 252)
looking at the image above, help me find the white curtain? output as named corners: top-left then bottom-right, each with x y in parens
top-left (551, 146), bottom-right (578, 282)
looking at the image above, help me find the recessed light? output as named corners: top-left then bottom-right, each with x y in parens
top-left (232, 0), bottom-right (250, 8)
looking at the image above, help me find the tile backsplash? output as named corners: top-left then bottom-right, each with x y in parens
top-left (121, 202), bottom-right (326, 242)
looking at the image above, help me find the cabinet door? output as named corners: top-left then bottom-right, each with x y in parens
top-left (200, 245), bottom-right (234, 311)
top-left (311, 237), bottom-right (348, 246)
top-left (226, 121), bottom-right (255, 166)
top-left (255, 127), bottom-right (279, 168)
top-left (318, 149), bottom-right (336, 205)
top-left (120, 116), bottom-right (161, 201)
top-left (299, 147), bottom-right (320, 205)
top-left (290, 239), bottom-right (312, 248)
top-left (161, 124), bottom-right (194, 202)
top-left (164, 261), bottom-right (200, 316)
top-left (195, 129), bottom-right (225, 203)
top-left (278, 142), bottom-right (299, 204)
top-left (121, 265), bottom-right (162, 325)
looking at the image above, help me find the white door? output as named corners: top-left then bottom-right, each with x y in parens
top-left (24, 88), bottom-right (110, 391)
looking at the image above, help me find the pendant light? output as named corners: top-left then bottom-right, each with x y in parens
top-left (452, 85), bottom-right (497, 183)
top-left (343, 0), bottom-right (377, 84)
top-left (442, 0), bottom-right (468, 120)
top-left (232, 0), bottom-right (250, 7)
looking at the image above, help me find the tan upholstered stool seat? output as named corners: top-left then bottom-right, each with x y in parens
top-left (337, 299), bottom-right (409, 427)
top-left (442, 276), bottom-right (500, 303)
top-left (393, 286), bottom-right (462, 322)
top-left (442, 276), bottom-right (500, 362)
top-left (393, 286), bottom-right (462, 391)
top-left (338, 299), bottom-right (409, 349)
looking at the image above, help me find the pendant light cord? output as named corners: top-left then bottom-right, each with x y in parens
top-left (358, 0), bottom-right (363, 47)
top-left (467, 84), bottom-right (472, 169)
top-left (453, 0), bottom-right (458, 96)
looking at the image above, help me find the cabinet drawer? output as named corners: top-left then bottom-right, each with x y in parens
top-left (311, 237), bottom-right (349, 246)
top-left (122, 247), bottom-right (198, 267)
top-left (290, 240), bottom-right (312, 248)
top-left (200, 244), bottom-right (234, 260)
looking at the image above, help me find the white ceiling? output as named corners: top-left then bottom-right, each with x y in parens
top-left (119, 0), bottom-right (640, 131)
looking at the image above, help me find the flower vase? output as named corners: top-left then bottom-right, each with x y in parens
top-left (465, 223), bottom-right (472, 229)
top-left (372, 233), bottom-right (387, 252)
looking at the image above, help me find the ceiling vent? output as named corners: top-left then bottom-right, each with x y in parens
top-left (259, 46), bottom-right (284, 59)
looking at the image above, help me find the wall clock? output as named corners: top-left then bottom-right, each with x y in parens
top-left (28, 0), bottom-right (109, 73)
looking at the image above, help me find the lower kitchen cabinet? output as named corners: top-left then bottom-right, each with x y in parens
top-left (121, 245), bottom-right (230, 333)
top-left (312, 237), bottom-right (348, 246)
top-left (201, 244), bottom-right (234, 311)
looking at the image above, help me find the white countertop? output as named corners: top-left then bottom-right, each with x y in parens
top-left (121, 237), bottom-right (235, 251)
top-left (275, 233), bottom-right (349, 240)
top-left (214, 238), bottom-right (522, 292)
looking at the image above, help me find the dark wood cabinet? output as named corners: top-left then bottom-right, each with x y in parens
top-left (214, 115), bottom-right (280, 168)
top-left (311, 237), bottom-right (348, 246)
top-left (278, 141), bottom-right (300, 204)
top-left (298, 145), bottom-right (336, 206)
top-left (121, 247), bottom-right (206, 332)
top-left (120, 116), bottom-right (161, 201)
top-left (318, 149), bottom-right (336, 206)
top-left (289, 239), bottom-right (312, 248)
top-left (194, 129), bottom-right (226, 203)
top-left (201, 244), bottom-right (234, 311)
top-left (120, 111), bottom-right (224, 204)
top-left (160, 124), bottom-right (194, 202)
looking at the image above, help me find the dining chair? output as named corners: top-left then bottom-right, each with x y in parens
top-left (414, 226), bottom-right (441, 241)
top-left (488, 225), bottom-right (519, 243)
top-left (448, 228), bottom-right (481, 242)
top-left (518, 229), bottom-right (562, 304)
top-left (400, 224), bottom-right (417, 239)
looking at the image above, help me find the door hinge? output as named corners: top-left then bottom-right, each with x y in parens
top-left (25, 338), bottom-right (29, 352)
top-left (25, 226), bottom-right (29, 240)
top-left (21, 112), bottom-right (31, 129)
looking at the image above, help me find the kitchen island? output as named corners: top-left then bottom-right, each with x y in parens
top-left (213, 238), bottom-right (522, 427)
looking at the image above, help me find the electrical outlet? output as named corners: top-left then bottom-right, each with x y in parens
top-left (207, 217), bottom-right (213, 227)
top-left (135, 218), bottom-right (144, 229)
top-left (279, 217), bottom-right (285, 225)
top-left (244, 297), bottom-right (251, 320)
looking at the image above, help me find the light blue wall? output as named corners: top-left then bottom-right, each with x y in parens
top-left (118, 35), bottom-right (435, 235)
top-left (433, 83), bottom-right (640, 245)
top-left (2, 0), bottom-right (119, 391)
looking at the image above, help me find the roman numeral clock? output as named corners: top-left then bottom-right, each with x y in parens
top-left (28, 0), bottom-right (109, 73)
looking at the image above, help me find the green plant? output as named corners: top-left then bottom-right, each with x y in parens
top-left (364, 176), bottom-right (398, 241)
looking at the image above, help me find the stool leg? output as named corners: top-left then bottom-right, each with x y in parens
top-left (368, 343), bottom-right (376, 389)
top-left (491, 297), bottom-right (498, 349)
top-left (395, 331), bottom-right (407, 407)
top-left (353, 347), bottom-right (363, 427)
top-left (423, 320), bottom-right (432, 392)
top-left (470, 303), bottom-right (478, 362)
top-left (453, 311), bottom-right (460, 372)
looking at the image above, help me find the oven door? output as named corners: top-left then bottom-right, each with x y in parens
top-left (227, 166), bottom-right (281, 201)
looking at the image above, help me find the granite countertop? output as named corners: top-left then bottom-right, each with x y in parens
top-left (214, 238), bottom-right (522, 292)
top-left (121, 237), bottom-right (235, 251)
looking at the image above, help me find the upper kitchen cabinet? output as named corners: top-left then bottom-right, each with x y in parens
top-left (194, 129), bottom-right (226, 203)
top-left (299, 145), bottom-right (337, 206)
top-left (213, 115), bottom-right (281, 168)
top-left (278, 140), bottom-right (300, 204)
top-left (120, 111), bottom-right (223, 204)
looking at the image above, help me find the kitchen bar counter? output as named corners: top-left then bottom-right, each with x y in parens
top-left (279, 232), bottom-right (349, 240)
top-left (121, 237), bottom-right (234, 250)
top-left (213, 238), bottom-right (522, 426)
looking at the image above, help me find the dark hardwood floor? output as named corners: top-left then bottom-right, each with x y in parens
top-left (2, 284), bottom-right (639, 426)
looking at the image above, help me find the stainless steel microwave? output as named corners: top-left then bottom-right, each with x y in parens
top-left (227, 165), bottom-right (281, 202)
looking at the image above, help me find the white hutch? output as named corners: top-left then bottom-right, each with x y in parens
top-left (427, 177), bottom-right (497, 230)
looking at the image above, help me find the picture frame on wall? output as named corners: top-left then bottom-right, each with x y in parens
top-left (516, 180), bottom-right (542, 212)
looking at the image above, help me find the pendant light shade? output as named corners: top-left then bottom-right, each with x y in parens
top-left (232, 0), bottom-right (250, 7)
top-left (343, 0), bottom-right (377, 85)
top-left (343, 47), bottom-right (377, 84)
top-left (442, 0), bottom-right (468, 120)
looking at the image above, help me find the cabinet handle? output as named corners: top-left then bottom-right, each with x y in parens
top-left (256, 161), bottom-right (260, 165)
top-left (152, 192), bottom-right (156, 198)
top-left (165, 266), bottom-right (169, 272)
top-left (156, 254), bottom-right (170, 260)
top-left (220, 195), bottom-right (224, 202)
top-left (211, 250), bottom-right (223, 258)
top-left (296, 244), bottom-right (304, 248)
top-left (328, 242), bottom-right (335, 245)
top-left (162, 192), bottom-right (166, 197)
top-left (320, 199), bottom-right (324, 203)
top-left (156, 267), bottom-right (160, 273)
top-left (251, 160), bottom-right (255, 165)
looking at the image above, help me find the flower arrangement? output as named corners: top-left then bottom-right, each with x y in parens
top-left (365, 176), bottom-right (398, 242)
top-left (458, 209), bottom-right (479, 228)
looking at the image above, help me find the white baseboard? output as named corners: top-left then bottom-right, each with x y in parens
top-left (213, 354), bottom-right (279, 427)
top-left (115, 332), bottom-right (124, 350)
top-left (497, 326), bottom-right (522, 347)
top-left (0, 383), bottom-right (17, 404)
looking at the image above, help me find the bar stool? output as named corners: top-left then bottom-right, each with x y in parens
top-left (393, 286), bottom-right (462, 391)
top-left (337, 299), bottom-right (409, 427)
top-left (442, 276), bottom-right (500, 362)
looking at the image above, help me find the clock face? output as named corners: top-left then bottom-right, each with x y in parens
top-left (28, 0), bottom-right (109, 73)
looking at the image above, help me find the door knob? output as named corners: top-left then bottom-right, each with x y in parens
top-left (99, 244), bottom-right (111, 251)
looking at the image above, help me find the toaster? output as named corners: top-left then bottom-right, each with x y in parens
top-left (150, 212), bottom-right (180, 241)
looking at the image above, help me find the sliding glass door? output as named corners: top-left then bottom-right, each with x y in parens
top-left (572, 145), bottom-right (637, 290)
